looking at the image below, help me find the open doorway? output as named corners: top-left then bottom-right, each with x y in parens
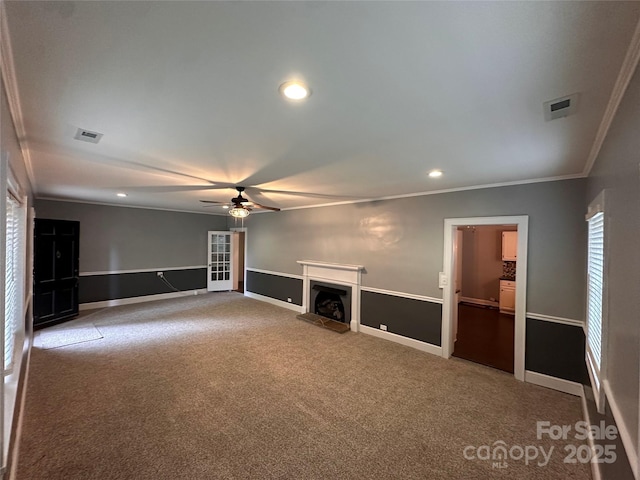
top-left (230, 228), bottom-right (246, 293)
top-left (442, 216), bottom-right (528, 381)
top-left (452, 225), bottom-right (517, 373)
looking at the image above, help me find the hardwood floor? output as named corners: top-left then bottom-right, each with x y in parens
top-left (453, 303), bottom-right (515, 373)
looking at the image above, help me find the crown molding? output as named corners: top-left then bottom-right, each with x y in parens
top-left (583, 17), bottom-right (640, 176)
top-left (0, 1), bottom-right (37, 194)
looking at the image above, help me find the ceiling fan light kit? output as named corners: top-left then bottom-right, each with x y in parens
top-left (201, 186), bottom-right (281, 216)
top-left (229, 206), bottom-right (250, 218)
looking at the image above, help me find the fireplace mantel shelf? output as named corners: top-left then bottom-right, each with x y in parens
top-left (296, 260), bottom-right (364, 272)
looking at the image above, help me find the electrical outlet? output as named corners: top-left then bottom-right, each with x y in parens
top-left (380, 324), bottom-right (387, 331)
top-left (157, 271), bottom-right (163, 277)
top-left (287, 297), bottom-right (292, 303)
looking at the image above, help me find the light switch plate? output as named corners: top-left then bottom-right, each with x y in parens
top-left (438, 272), bottom-right (448, 288)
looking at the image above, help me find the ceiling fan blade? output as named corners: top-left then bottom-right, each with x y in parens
top-left (244, 189), bottom-right (281, 211)
top-left (252, 202), bottom-right (280, 212)
top-left (199, 200), bottom-right (226, 204)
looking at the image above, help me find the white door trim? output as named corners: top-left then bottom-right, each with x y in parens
top-left (441, 216), bottom-right (529, 381)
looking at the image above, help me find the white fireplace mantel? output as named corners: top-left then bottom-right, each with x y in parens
top-left (297, 260), bottom-right (364, 332)
top-left (296, 260), bottom-right (364, 272)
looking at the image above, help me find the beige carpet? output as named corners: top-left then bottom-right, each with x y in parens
top-left (34, 321), bottom-right (103, 350)
top-left (17, 292), bottom-right (590, 479)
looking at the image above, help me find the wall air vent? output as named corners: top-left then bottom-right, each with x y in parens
top-left (544, 93), bottom-right (579, 121)
top-left (74, 128), bottom-right (103, 144)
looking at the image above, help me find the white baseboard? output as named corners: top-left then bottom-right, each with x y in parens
top-left (603, 380), bottom-right (639, 479)
top-left (580, 390), bottom-right (603, 480)
top-left (524, 370), bottom-right (584, 397)
top-left (460, 296), bottom-right (499, 308)
top-left (244, 291), bottom-right (304, 313)
top-left (359, 324), bottom-right (442, 357)
top-left (79, 288), bottom-right (209, 310)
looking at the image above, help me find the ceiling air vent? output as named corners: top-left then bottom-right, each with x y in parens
top-left (74, 128), bottom-right (103, 144)
top-left (544, 93), bottom-right (579, 121)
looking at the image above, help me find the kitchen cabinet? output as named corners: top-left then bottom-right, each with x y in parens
top-left (499, 280), bottom-right (515, 314)
top-left (502, 231), bottom-right (517, 261)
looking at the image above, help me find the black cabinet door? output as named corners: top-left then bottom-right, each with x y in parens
top-left (33, 219), bottom-right (80, 327)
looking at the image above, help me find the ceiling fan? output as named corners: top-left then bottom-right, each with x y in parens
top-left (200, 186), bottom-right (280, 217)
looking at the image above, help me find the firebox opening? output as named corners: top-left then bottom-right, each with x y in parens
top-left (314, 291), bottom-right (346, 323)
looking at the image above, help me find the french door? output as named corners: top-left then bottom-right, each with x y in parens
top-left (207, 231), bottom-right (233, 291)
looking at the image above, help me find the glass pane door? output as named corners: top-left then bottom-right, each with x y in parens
top-left (207, 231), bottom-right (233, 291)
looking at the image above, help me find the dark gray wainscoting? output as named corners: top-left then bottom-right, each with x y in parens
top-left (525, 318), bottom-right (589, 383)
top-left (246, 270), bottom-right (303, 306)
top-left (360, 291), bottom-right (442, 346)
top-left (80, 268), bottom-right (207, 303)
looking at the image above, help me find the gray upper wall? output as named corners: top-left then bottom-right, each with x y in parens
top-left (587, 65), bottom-right (640, 461)
top-left (35, 200), bottom-right (227, 272)
top-left (243, 178), bottom-right (587, 320)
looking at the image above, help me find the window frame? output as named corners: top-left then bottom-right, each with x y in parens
top-left (585, 190), bottom-right (607, 414)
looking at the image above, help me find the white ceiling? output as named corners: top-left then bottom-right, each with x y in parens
top-left (4, 1), bottom-right (640, 214)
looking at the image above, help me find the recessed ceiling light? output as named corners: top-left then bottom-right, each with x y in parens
top-left (429, 170), bottom-right (443, 178)
top-left (279, 81), bottom-right (311, 100)
top-left (222, 205), bottom-right (229, 209)
top-left (116, 192), bottom-right (127, 197)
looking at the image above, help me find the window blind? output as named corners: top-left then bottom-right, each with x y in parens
top-left (4, 194), bottom-right (24, 374)
top-left (586, 211), bottom-right (604, 391)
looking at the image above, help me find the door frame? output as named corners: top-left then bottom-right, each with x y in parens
top-left (230, 227), bottom-right (247, 292)
top-left (441, 216), bottom-right (529, 381)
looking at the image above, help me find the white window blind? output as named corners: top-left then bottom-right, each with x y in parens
top-left (586, 212), bottom-right (603, 367)
top-left (4, 194), bottom-right (24, 374)
top-left (585, 191), bottom-right (606, 413)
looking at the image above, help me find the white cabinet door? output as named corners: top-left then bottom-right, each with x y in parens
top-left (499, 280), bottom-right (516, 313)
top-left (502, 231), bottom-right (518, 261)
top-left (207, 231), bottom-right (233, 291)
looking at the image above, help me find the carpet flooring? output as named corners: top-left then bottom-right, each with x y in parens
top-left (33, 322), bottom-right (103, 350)
top-left (17, 292), bottom-right (590, 479)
